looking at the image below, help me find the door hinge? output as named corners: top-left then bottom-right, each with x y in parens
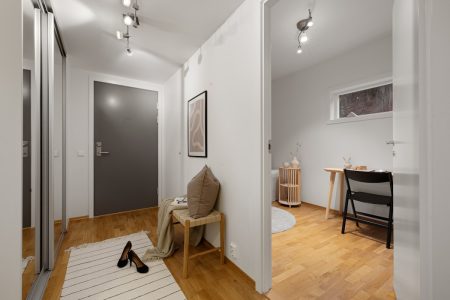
top-left (268, 140), bottom-right (272, 153)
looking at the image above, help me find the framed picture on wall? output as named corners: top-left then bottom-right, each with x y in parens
top-left (188, 91), bottom-right (207, 157)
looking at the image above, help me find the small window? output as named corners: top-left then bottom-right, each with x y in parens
top-left (339, 84), bottom-right (393, 118)
top-left (329, 78), bottom-right (393, 123)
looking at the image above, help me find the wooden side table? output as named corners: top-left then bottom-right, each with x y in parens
top-left (278, 167), bottom-right (301, 207)
top-left (324, 168), bottom-right (345, 219)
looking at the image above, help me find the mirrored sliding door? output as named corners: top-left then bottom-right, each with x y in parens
top-left (48, 12), bottom-right (67, 268)
top-left (22, 3), bottom-right (67, 298)
top-left (22, 0), bottom-right (41, 298)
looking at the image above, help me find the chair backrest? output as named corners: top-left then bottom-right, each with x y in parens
top-left (344, 169), bottom-right (393, 196)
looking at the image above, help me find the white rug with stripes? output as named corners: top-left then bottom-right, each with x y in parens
top-left (61, 232), bottom-right (185, 300)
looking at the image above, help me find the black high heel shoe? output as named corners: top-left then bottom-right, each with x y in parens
top-left (128, 250), bottom-right (149, 273)
top-left (117, 241), bottom-right (132, 268)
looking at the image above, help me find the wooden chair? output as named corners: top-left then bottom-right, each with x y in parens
top-left (172, 209), bottom-right (225, 278)
top-left (342, 169), bottom-right (394, 248)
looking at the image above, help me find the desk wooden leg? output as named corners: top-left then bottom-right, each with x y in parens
top-left (325, 172), bottom-right (336, 219)
top-left (220, 213), bottom-right (225, 265)
top-left (183, 220), bottom-right (190, 278)
top-left (339, 173), bottom-right (345, 215)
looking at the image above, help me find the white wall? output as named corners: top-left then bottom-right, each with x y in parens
top-left (162, 70), bottom-right (184, 198)
top-left (164, 0), bottom-right (263, 281)
top-left (272, 35), bottom-right (393, 214)
top-left (0, 0), bottom-right (22, 297)
top-left (66, 66), bottom-right (91, 218)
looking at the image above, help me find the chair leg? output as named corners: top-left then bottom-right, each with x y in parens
top-left (350, 198), bottom-right (359, 227)
top-left (341, 194), bottom-right (350, 234)
top-left (183, 220), bottom-right (190, 278)
top-left (386, 204), bottom-right (394, 249)
top-left (220, 213), bottom-right (225, 265)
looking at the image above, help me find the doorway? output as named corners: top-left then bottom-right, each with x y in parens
top-left (93, 81), bottom-right (159, 216)
top-left (260, 0), bottom-right (423, 298)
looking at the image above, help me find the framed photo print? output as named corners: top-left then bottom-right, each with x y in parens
top-left (188, 91), bottom-right (207, 157)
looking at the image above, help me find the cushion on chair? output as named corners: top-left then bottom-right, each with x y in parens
top-left (187, 166), bottom-right (220, 218)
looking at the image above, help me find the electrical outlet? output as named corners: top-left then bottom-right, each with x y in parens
top-left (230, 242), bottom-right (238, 259)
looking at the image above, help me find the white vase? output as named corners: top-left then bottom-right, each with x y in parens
top-left (283, 162), bottom-right (290, 168)
top-left (290, 157), bottom-right (300, 168)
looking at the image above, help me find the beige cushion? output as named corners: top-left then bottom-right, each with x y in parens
top-left (187, 166), bottom-right (220, 219)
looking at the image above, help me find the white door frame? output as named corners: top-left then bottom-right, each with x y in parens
top-left (88, 73), bottom-right (165, 218)
top-left (260, 0), bottom-right (432, 297)
top-left (259, 0), bottom-right (278, 293)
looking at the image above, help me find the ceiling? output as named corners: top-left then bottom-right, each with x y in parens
top-left (49, 0), bottom-right (245, 83)
top-left (271, 0), bottom-right (393, 80)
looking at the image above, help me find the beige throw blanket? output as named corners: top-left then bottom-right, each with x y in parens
top-left (143, 198), bottom-right (204, 261)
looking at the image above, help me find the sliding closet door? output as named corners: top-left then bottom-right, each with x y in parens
top-left (48, 12), bottom-right (67, 269)
top-left (22, 1), bottom-right (42, 298)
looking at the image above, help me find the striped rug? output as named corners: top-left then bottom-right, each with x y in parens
top-left (61, 232), bottom-right (185, 300)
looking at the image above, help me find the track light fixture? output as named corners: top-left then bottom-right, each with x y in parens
top-left (116, 0), bottom-right (140, 56)
top-left (296, 9), bottom-right (314, 54)
top-left (123, 13), bottom-right (134, 26)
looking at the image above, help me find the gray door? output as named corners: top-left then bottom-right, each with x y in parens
top-left (94, 81), bottom-right (158, 216)
top-left (23, 69), bottom-right (32, 228)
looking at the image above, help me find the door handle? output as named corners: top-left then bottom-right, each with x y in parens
top-left (23, 141), bottom-right (30, 158)
top-left (96, 142), bottom-right (110, 157)
top-left (386, 140), bottom-right (395, 146)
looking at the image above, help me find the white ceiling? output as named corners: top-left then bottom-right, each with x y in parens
top-left (271, 0), bottom-right (393, 80)
top-left (50, 0), bottom-right (245, 83)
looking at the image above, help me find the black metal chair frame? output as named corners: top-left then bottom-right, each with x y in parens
top-left (341, 169), bottom-right (394, 248)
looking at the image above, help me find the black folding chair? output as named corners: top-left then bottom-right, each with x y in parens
top-left (342, 169), bottom-right (394, 248)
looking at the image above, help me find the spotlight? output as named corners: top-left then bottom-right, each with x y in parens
top-left (300, 34), bottom-right (308, 43)
top-left (297, 46), bottom-right (303, 54)
top-left (122, 0), bottom-right (131, 7)
top-left (307, 20), bottom-right (314, 27)
top-left (123, 14), bottom-right (134, 26)
top-left (116, 30), bottom-right (123, 40)
top-left (126, 48), bottom-right (133, 56)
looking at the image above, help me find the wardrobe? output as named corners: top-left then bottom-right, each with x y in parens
top-left (22, 0), bottom-right (67, 298)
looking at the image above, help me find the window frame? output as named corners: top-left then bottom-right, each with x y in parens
top-left (328, 77), bottom-right (393, 124)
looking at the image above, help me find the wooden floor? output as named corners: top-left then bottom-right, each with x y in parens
top-left (22, 227), bottom-right (36, 300)
top-left (43, 203), bottom-right (394, 299)
top-left (22, 223), bottom-right (62, 300)
top-left (268, 202), bottom-right (395, 300)
top-left (43, 208), bottom-right (265, 300)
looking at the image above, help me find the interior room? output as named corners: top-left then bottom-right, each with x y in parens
top-left (2, 0), bottom-right (450, 299)
top-left (268, 0), bottom-right (395, 298)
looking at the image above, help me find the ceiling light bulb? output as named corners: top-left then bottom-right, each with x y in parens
top-left (116, 30), bottom-right (123, 40)
top-left (307, 20), bottom-right (314, 27)
top-left (126, 48), bottom-right (133, 56)
top-left (122, 0), bottom-right (131, 7)
top-left (297, 47), bottom-right (303, 54)
top-left (300, 34), bottom-right (308, 43)
top-left (123, 14), bottom-right (133, 26)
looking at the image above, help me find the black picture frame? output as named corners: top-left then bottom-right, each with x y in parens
top-left (187, 91), bottom-right (207, 157)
